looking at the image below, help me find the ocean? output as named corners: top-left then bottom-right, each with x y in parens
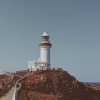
top-left (84, 82), bottom-right (100, 86)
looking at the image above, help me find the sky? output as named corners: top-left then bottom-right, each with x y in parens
top-left (0, 0), bottom-right (100, 82)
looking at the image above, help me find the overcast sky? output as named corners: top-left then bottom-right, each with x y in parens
top-left (0, 0), bottom-right (100, 82)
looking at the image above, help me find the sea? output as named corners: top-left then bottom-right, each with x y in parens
top-left (84, 82), bottom-right (100, 86)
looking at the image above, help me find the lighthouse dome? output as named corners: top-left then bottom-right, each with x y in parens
top-left (42, 32), bottom-right (49, 36)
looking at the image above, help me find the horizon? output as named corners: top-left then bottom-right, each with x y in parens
top-left (0, 0), bottom-right (100, 82)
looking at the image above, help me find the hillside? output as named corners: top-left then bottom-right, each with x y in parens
top-left (0, 74), bottom-right (14, 97)
top-left (17, 69), bottom-right (100, 100)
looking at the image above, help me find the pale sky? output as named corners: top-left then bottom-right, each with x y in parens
top-left (0, 0), bottom-right (100, 82)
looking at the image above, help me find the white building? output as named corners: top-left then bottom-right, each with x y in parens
top-left (28, 32), bottom-right (52, 71)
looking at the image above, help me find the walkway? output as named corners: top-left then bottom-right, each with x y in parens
top-left (0, 87), bottom-right (16, 100)
top-left (0, 71), bottom-right (31, 100)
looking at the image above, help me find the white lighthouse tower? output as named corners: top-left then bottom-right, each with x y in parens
top-left (28, 32), bottom-right (52, 71)
top-left (39, 32), bottom-right (52, 68)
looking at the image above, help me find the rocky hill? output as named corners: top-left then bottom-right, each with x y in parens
top-left (0, 74), bottom-right (14, 97)
top-left (17, 69), bottom-right (100, 100)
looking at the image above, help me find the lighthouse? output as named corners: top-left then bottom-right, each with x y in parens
top-left (28, 32), bottom-right (52, 71)
top-left (39, 32), bottom-right (52, 68)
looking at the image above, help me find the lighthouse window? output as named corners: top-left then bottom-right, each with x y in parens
top-left (43, 36), bottom-right (48, 41)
